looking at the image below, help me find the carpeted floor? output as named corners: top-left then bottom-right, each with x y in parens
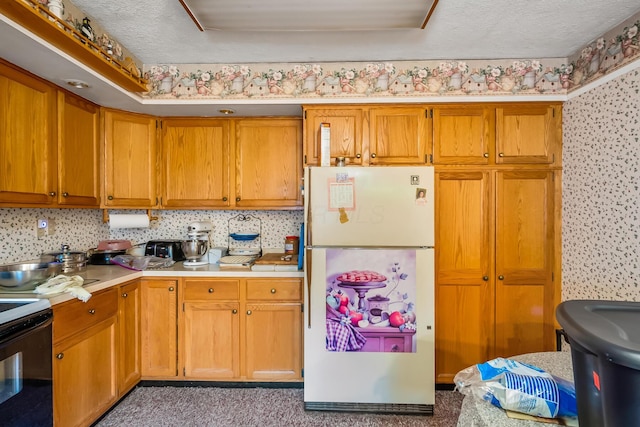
top-left (96, 387), bottom-right (463, 427)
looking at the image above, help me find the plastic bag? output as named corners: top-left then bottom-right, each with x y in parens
top-left (111, 255), bottom-right (175, 271)
top-left (454, 357), bottom-right (577, 419)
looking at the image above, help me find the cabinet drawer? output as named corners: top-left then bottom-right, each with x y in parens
top-left (246, 279), bottom-right (302, 301)
top-left (183, 279), bottom-right (240, 300)
top-left (53, 287), bottom-right (118, 343)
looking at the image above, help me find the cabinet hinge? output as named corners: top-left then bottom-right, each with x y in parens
top-left (426, 109), bottom-right (433, 119)
top-left (552, 108), bottom-right (555, 118)
top-left (182, 302), bottom-right (185, 312)
top-left (156, 120), bottom-right (162, 129)
top-left (301, 304), bottom-right (304, 313)
top-left (304, 155), bottom-right (307, 164)
top-left (429, 154), bottom-right (433, 164)
top-left (183, 367), bottom-right (186, 376)
top-left (301, 368), bottom-right (304, 378)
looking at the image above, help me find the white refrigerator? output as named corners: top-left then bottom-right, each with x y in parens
top-left (303, 166), bottom-right (435, 414)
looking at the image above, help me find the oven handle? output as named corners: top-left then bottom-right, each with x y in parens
top-left (0, 311), bottom-right (53, 347)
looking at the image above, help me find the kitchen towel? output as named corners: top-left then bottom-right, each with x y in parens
top-left (34, 274), bottom-right (91, 302)
top-left (109, 214), bottom-right (150, 229)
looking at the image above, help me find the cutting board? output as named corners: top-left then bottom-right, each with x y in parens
top-left (253, 253), bottom-right (298, 265)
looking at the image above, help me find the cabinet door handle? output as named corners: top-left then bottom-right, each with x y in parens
top-left (483, 153), bottom-right (489, 158)
top-left (169, 286), bottom-right (174, 291)
top-left (222, 197), bottom-right (228, 202)
top-left (498, 153), bottom-right (504, 157)
top-left (49, 191), bottom-right (56, 197)
top-left (88, 309), bottom-right (96, 315)
top-left (498, 275), bottom-right (504, 280)
top-left (108, 195), bottom-right (114, 200)
top-left (208, 288), bottom-right (214, 293)
top-left (62, 192), bottom-right (69, 197)
top-left (121, 292), bottom-right (128, 298)
top-left (246, 310), bottom-right (252, 315)
top-left (232, 309), bottom-right (238, 314)
top-left (391, 344), bottom-right (399, 352)
top-left (56, 353), bottom-right (64, 360)
top-left (482, 276), bottom-right (489, 281)
top-left (356, 153), bottom-right (361, 159)
top-left (371, 153), bottom-right (377, 158)
top-left (270, 288), bottom-right (276, 294)
top-left (236, 197), bottom-right (241, 202)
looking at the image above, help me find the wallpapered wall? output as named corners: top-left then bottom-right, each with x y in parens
top-left (0, 208), bottom-right (303, 264)
top-left (562, 66), bottom-right (640, 301)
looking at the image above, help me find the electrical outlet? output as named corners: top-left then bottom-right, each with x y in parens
top-left (36, 218), bottom-right (48, 239)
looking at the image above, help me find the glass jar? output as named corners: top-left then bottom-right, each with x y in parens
top-left (284, 236), bottom-right (299, 254)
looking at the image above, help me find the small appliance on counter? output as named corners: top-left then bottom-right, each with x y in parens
top-left (88, 240), bottom-right (132, 265)
top-left (182, 221), bottom-right (213, 267)
top-left (145, 240), bottom-right (186, 261)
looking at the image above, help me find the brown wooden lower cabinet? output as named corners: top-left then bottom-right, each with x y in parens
top-left (53, 288), bottom-right (119, 427)
top-left (141, 277), bottom-right (303, 382)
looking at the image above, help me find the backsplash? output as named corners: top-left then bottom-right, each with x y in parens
top-left (562, 66), bottom-right (640, 302)
top-left (0, 208), bottom-right (107, 264)
top-left (0, 208), bottom-right (303, 264)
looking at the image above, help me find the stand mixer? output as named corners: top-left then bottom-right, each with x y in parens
top-left (182, 221), bottom-right (213, 267)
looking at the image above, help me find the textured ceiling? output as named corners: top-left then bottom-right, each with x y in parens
top-left (70, 0), bottom-right (640, 64)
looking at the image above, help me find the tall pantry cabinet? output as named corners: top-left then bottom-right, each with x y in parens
top-left (434, 102), bottom-right (561, 384)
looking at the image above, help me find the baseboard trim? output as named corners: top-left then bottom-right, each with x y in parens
top-left (138, 380), bottom-right (304, 389)
top-left (304, 401), bottom-right (434, 415)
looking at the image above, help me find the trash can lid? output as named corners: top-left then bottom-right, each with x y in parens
top-left (556, 300), bottom-right (640, 370)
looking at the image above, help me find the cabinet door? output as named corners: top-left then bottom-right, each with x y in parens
top-left (161, 119), bottom-right (231, 208)
top-left (495, 170), bottom-right (555, 357)
top-left (182, 301), bottom-right (240, 379)
top-left (368, 106), bottom-right (430, 165)
top-left (245, 303), bottom-right (302, 381)
top-left (495, 104), bottom-right (558, 164)
top-left (103, 109), bottom-right (157, 208)
top-left (435, 171), bottom-right (494, 384)
top-left (53, 320), bottom-right (118, 427)
top-left (433, 106), bottom-right (492, 165)
top-left (0, 61), bottom-right (57, 206)
top-left (303, 107), bottom-right (364, 166)
top-left (57, 91), bottom-right (100, 207)
top-left (118, 280), bottom-right (141, 396)
top-left (235, 118), bottom-right (302, 208)
top-left (141, 279), bottom-right (178, 378)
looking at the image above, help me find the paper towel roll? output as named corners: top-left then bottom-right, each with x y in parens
top-left (109, 214), bottom-right (150, 229)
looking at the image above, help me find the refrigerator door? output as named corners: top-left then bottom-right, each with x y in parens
top-left (303, 246), bottom-right (435, 412)
top-left (306, 166), bottom-right (434, 248)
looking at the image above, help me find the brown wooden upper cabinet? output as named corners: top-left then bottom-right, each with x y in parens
top-left (432, 105), bottom-right (493, 165)
top-left (160, 118), bottom-right (231, 209)
top-left (303, 107), bottom-right (364, 166)
top-left (0, 60), bottom-right (57, 206)
top-left (102, 109), bottom-right (158, 208)
top-left (303, 105), bottom-right (430, 166)
top-left (368, 106), bottom-right (430, 165)
top-left (235, 118), bottom-right (303, 208)
top-left (496, 104), bottom-right (559, 164)
top-left (57, 91), bottom-right (100, 207)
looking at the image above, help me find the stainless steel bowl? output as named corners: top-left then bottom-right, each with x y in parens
top-left (181, 239), bottom-right (208, 261)
top-left (0, 262), bottom-right (62, 291)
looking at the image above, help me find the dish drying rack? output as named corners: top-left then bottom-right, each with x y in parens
top-left (227, 214), bottom-right (262, 257)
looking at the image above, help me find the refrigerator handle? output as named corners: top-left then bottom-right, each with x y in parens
top-left (306, 169), bottom-right (312, 246)
top-left (305, 248), bottom-right (312, 328)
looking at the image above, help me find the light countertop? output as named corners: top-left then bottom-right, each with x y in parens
top-left (0, 263), bottom-right (303, 305)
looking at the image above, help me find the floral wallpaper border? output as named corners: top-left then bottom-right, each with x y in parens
top-left (139, 10), bottom-right (640, 100)
top-left (49, 1), bottom-right (640, 100)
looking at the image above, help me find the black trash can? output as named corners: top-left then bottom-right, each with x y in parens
top-left (556, 300), bottom-right (640, 427)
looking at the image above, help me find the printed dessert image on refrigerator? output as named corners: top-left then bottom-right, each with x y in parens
top-left (303, 166), bottom-right (435, 414)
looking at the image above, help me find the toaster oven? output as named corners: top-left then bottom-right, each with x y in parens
top-left (144, 240), bottom-right (186, 261)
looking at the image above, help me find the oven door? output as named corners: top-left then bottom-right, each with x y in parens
top-left (0, 309), bottom-right (53, 427)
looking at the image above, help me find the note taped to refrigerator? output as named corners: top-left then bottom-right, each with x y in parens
top-left (328, 177), bottom-right (355, 211)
